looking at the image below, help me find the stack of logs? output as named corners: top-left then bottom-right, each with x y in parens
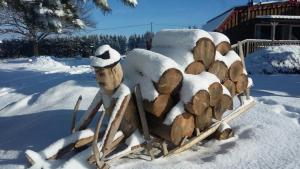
top-left (126, 30), bottom-right (249, 146)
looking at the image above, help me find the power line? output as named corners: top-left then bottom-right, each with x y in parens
top-left (81, 22), bottom-right (199, 34)
top-left (86, 23), bottom-right (150, 32)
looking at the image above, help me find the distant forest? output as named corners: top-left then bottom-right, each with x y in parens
top-left (0, 32), bottom-right (153, 58)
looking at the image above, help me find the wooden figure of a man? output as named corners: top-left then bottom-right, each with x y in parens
top-left (75, 45), bottom-right (141, 166)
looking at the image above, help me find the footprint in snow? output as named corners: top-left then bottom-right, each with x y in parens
top-left (258, 98), bottom-right (300, 126)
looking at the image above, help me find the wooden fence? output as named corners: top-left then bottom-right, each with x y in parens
top-left (231, 39), bottom-right (300, 56)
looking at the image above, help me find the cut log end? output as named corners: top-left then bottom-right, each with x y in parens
top-left (229, 61), bottom-right (244, 82)
top-left (185, 61), bottom-right (205, 75)
top-left (236, 74), bottom-right (249, 94)
top-left (208, 82), bottom-right (223, 107)
top-left (156, 68), bottom-right (183, 95)
top-left (195, 106), bottom-right (213, 131)
top-left (223, 79), bottom-right (236, 97)
top-left (143, 94), bottom-right (174, 118)
top-left (185, 90), bottom-right (210, 116)
top-left (193, 38), bottom-right (216, 69)
top-left (213, 94), bottom-right (233, 120)
top-left (147, 113), bottom-right (194, 146)
top-left (216, 42), bottom-right (231, 55)
top-left (208, 61), bottom-right (229, 82)
top-left (215, 128), bottom-right (234, 140)
top-left (170, 113), bottom-right (195, 145)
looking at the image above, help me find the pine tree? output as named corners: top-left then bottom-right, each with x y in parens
top-left (0, 0), bottom-right (139, 56)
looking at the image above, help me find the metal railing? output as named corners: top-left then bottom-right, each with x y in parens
top-left (231, 39), bottom-right (300, 56)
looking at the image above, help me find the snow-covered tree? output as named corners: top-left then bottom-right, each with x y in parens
top-left (0, 0), bottom-right (138, 56)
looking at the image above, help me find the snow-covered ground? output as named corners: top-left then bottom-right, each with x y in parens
top-left (0, 55), bottom-right (300, 169)
top-left (246, 45), bottom-right (300, 74)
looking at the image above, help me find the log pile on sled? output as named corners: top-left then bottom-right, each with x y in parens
top-left (146, 30), bottom-right (251, 145)
top-left (25, 29), bottom-right (254, 169)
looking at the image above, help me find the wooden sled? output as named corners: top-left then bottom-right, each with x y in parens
top-left (25, 90), bottom-right (255, 169)
top-left (25, 41), bottom-right (255, 168)
top-left (101, 89), bottom-right (255, 166)
top-left (84, 87), bottom-right (255, 169)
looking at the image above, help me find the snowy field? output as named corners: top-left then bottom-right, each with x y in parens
top-left (0, 55), bottom-right (300, 169)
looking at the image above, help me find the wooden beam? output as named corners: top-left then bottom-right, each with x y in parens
top-left (71, 95), bottom-right (82, 134)
top-left (165, 121), bottom-right (221, 156)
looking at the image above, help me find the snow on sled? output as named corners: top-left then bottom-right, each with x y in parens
top-left (25, 29), bottom-right (255, 169)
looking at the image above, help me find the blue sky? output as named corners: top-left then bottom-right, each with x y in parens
top-left (81, 0), bottom-right (250, 36)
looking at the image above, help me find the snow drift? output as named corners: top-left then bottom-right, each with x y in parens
top-left (246, 45), bottom-right (300, 74)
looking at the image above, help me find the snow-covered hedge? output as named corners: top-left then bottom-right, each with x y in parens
top-left (246, 45), bottom-right (300, 74)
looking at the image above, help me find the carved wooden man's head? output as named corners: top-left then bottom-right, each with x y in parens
top-left (90, 45), bottom-right (123, 95)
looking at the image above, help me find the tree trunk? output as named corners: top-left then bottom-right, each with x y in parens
top-left (229, 61), bottom-right (244, 82)
top-left (235, 74), bottom-right (248, 94)
top-left (195, 106), bottom-right (213, 131)
top-left (208, 82), bottom-right (223, 107)
top-left (33, 40), bottom-right (39, 56)
top-left (216, 42), bottom-right (231, 55)
top-left (185, 90), bottom-right (210, 116)
top-left (155, 68), bottom-right (183, 95)
top-left (185, 61), bottom-right (205, 75)
top-left (223, 80), bottom-right (236, 97)
top-left (208, 61), bottom-right (229, 82)
top-left (143, 94), bottom-right (174, 118)
top-left (147, 113), bottom-right (194, 145)
top-left (193, 38), bottom-right (216, 69)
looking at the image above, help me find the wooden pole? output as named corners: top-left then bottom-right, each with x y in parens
top-left (92, 110), bottom-right (106, 168)
top-left (134, 85), bottom-right (155, 160)
top-left (71, 95), bottom-right (82, 134)
top-left (271, 22), bottom-right (278, 41)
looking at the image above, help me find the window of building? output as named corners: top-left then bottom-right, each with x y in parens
top-left (255, 24), bottom-right (271, 39)
top-left (275, 25), bottom-right (290, 40)
top-left (291, 26), bottom-right (300, 40)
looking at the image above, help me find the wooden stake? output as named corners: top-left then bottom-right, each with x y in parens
top-left (78, 101), bottom-right (102, 131)
top-left (195, 128), bottom-right (201, 136)
top-left (101, 95), bottom-right (131, 156)
top-left (180, 136), bottom-right (188, 146)
top-left (135, 85), bottom-right (155, 160)
top-left (71, 95), bottom-right (82, 133)
top-left (162, 141), bottom-right (168, 156)
top-left (92, 110), bottom-right (106, 168)
top-left (166, 121), bottom-right (221, 156)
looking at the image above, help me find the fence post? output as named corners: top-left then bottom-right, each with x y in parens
top-left (246, 41), bottom-right (249, 56)
top-left (238, 41), bottom-right (247, 71)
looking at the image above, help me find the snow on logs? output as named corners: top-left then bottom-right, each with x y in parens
top-left (126, 49), bottom-right (183, 95)
top-left (180, 73), bottom-right (226, 131)
top-left (139, 76), bottom-right (174, 118)
top-left (148, 111), bottom-right (195, 146)
top-left (209, 32), bottom-right (231, 55)
top-left (152, 29), bottom-right (216, 71)
top-left (208, 51), bottom-right (248, 94)
top-left (125, 29), bottom-right (250, 145)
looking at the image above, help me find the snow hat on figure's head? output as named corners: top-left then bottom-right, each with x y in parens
top-left (90, 45), bottom-right (121, 68)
